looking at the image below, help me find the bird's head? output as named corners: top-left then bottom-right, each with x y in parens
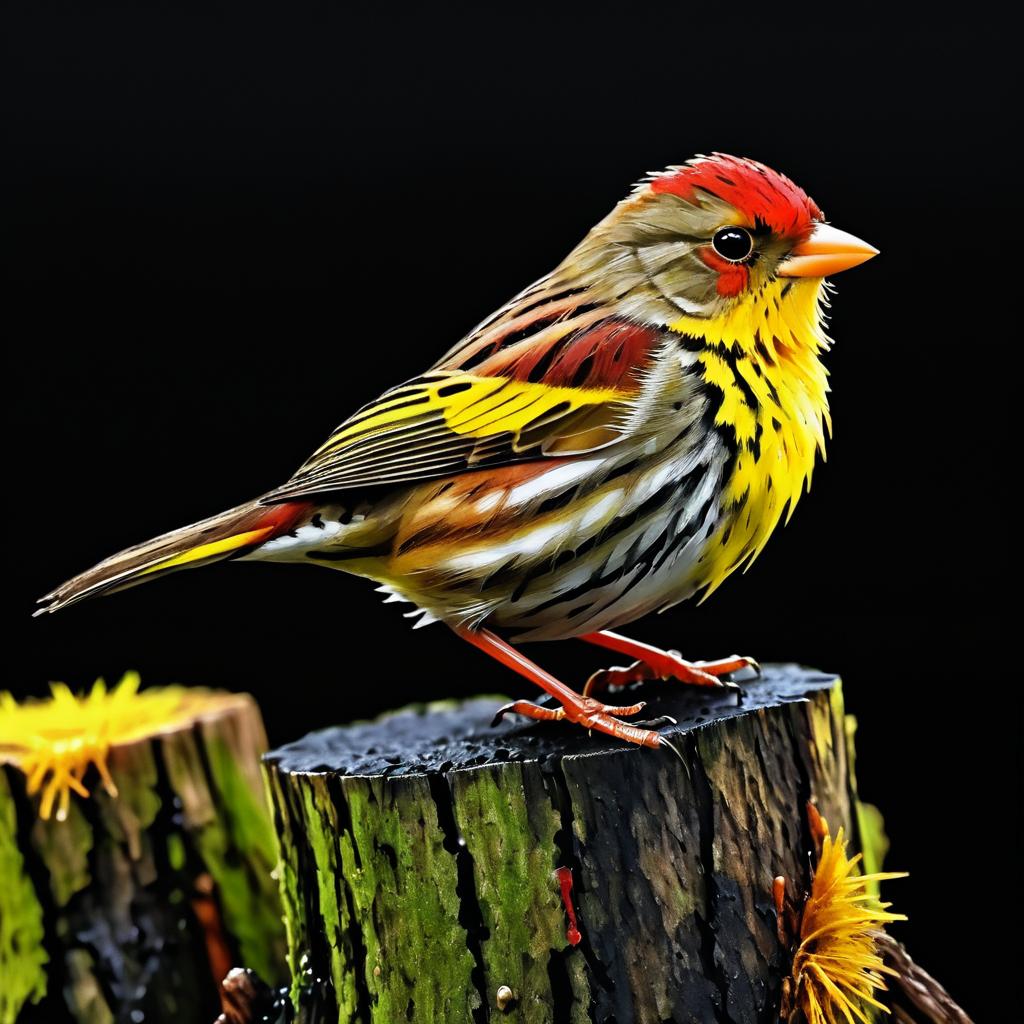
top-left (575, 153), bottom-right (877, 330)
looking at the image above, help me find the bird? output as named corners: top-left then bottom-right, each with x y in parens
top-left (36, 153), bottom-right (877, 752)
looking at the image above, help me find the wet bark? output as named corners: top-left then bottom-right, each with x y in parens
top-left (264, 664), bottom-right (867, 1024)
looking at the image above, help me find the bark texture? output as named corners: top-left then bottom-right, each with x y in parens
top-left (0, 692), bottom-right (286, 1024)
top-left (264, 665), bottom-right (869, 1024)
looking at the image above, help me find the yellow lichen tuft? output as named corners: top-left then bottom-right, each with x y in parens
top-left (791, 818), bottom-right (907, 1024)
top-left (0, 673), bottom-right (233, 821)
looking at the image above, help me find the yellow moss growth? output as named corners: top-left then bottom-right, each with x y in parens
top-left (0, 673), bottom-right (240, 821)
top-left (791, 820), bottom-right (907, 1024)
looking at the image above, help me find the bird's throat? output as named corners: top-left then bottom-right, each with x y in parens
top-left (670, 277), bottom-right (833, 598)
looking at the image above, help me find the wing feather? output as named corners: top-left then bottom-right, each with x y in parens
top-left (261, 311), bottom-right (667, 503)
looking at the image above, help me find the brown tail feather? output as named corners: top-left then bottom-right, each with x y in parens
top-left (35, 499), bottom-right (309, 615)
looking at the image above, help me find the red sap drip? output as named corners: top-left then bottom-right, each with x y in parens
top-left (555, 866), bottom-right (581, 946)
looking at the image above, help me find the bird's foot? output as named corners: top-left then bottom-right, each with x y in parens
top-left (583, 651), bottom-right (757, 699)
top-left (492, 695), bottom-right (666, 749)
top-left (459, 626), bottom-right (681, 754)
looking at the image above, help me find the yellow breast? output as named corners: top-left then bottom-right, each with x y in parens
top-left (668, 277), bottom-right (832, 597)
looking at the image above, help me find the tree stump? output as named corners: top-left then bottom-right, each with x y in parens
top-left (0, 682), bottom-right (287, 1024)
top-left (263, 664), bottom-right (870, 1024)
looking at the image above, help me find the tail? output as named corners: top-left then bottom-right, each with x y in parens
top-left (35, 499), bottom-right (310, 615)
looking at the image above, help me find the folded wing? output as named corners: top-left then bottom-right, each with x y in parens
top-left (262, 310), bottom-right (666, 503)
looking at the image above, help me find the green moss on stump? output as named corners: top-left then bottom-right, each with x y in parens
top-left (0, 772), bottom-right (48, 1024)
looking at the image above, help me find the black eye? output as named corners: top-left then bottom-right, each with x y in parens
top-left (711, 226), bottom-right (754, 263)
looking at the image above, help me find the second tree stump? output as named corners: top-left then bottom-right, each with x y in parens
top-left (0, 679), bottom-right (286, 1024)
top-left (264, 665), bottom-right (873, 1024)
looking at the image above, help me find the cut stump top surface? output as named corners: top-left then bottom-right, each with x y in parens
top-left (265, 663), bottom-right (838, 776)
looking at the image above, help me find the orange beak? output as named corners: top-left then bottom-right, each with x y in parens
top-left (777, 223), bottom-right (879, 278)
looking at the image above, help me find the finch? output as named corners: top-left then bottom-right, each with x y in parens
top-left (36, 154), bottom-right (877, 751)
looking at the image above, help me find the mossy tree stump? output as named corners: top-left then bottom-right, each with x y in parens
top-left (264, 665), bottom-right (872, 1024)
top-left (0, 686), bottom-right (287, 1024)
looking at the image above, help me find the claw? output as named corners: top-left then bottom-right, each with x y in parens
top-left (658, 735), bottom-right (686, 764)
top-left (634, 715), bottom-right (678, 728)
top-left (715, 655), bottom-right (760, 681)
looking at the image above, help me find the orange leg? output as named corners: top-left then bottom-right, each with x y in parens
top-left (578, 630), bottom-right (758, 698)
top-left (456, 627), bottom-right (667, 750)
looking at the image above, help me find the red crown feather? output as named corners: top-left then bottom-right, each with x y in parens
top-left (650, 153), bottom-right (822, 238)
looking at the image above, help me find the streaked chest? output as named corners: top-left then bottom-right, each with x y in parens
top-left (682, 325), bottom-right (830, 597)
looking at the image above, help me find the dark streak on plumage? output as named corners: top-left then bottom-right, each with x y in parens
top-left (526, 336), bottom-right (569, 383)
top-left (307, 542), bottom-right (393, 561)
top-left (755, 337), bottom-right (776, 366)
top-left (518, 474), bottom-right (694, 617)
top-left (571, 354), bottom-right (595, 388)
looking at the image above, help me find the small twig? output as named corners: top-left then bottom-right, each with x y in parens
top-left (877, 934), bottom-right (975, 1024)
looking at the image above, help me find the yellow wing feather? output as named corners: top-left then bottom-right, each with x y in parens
top-left (262, 371), bottom-right (630, 502)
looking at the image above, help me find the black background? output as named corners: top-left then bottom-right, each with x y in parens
top-left (3, 3), bottom-right (1018, 1018)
